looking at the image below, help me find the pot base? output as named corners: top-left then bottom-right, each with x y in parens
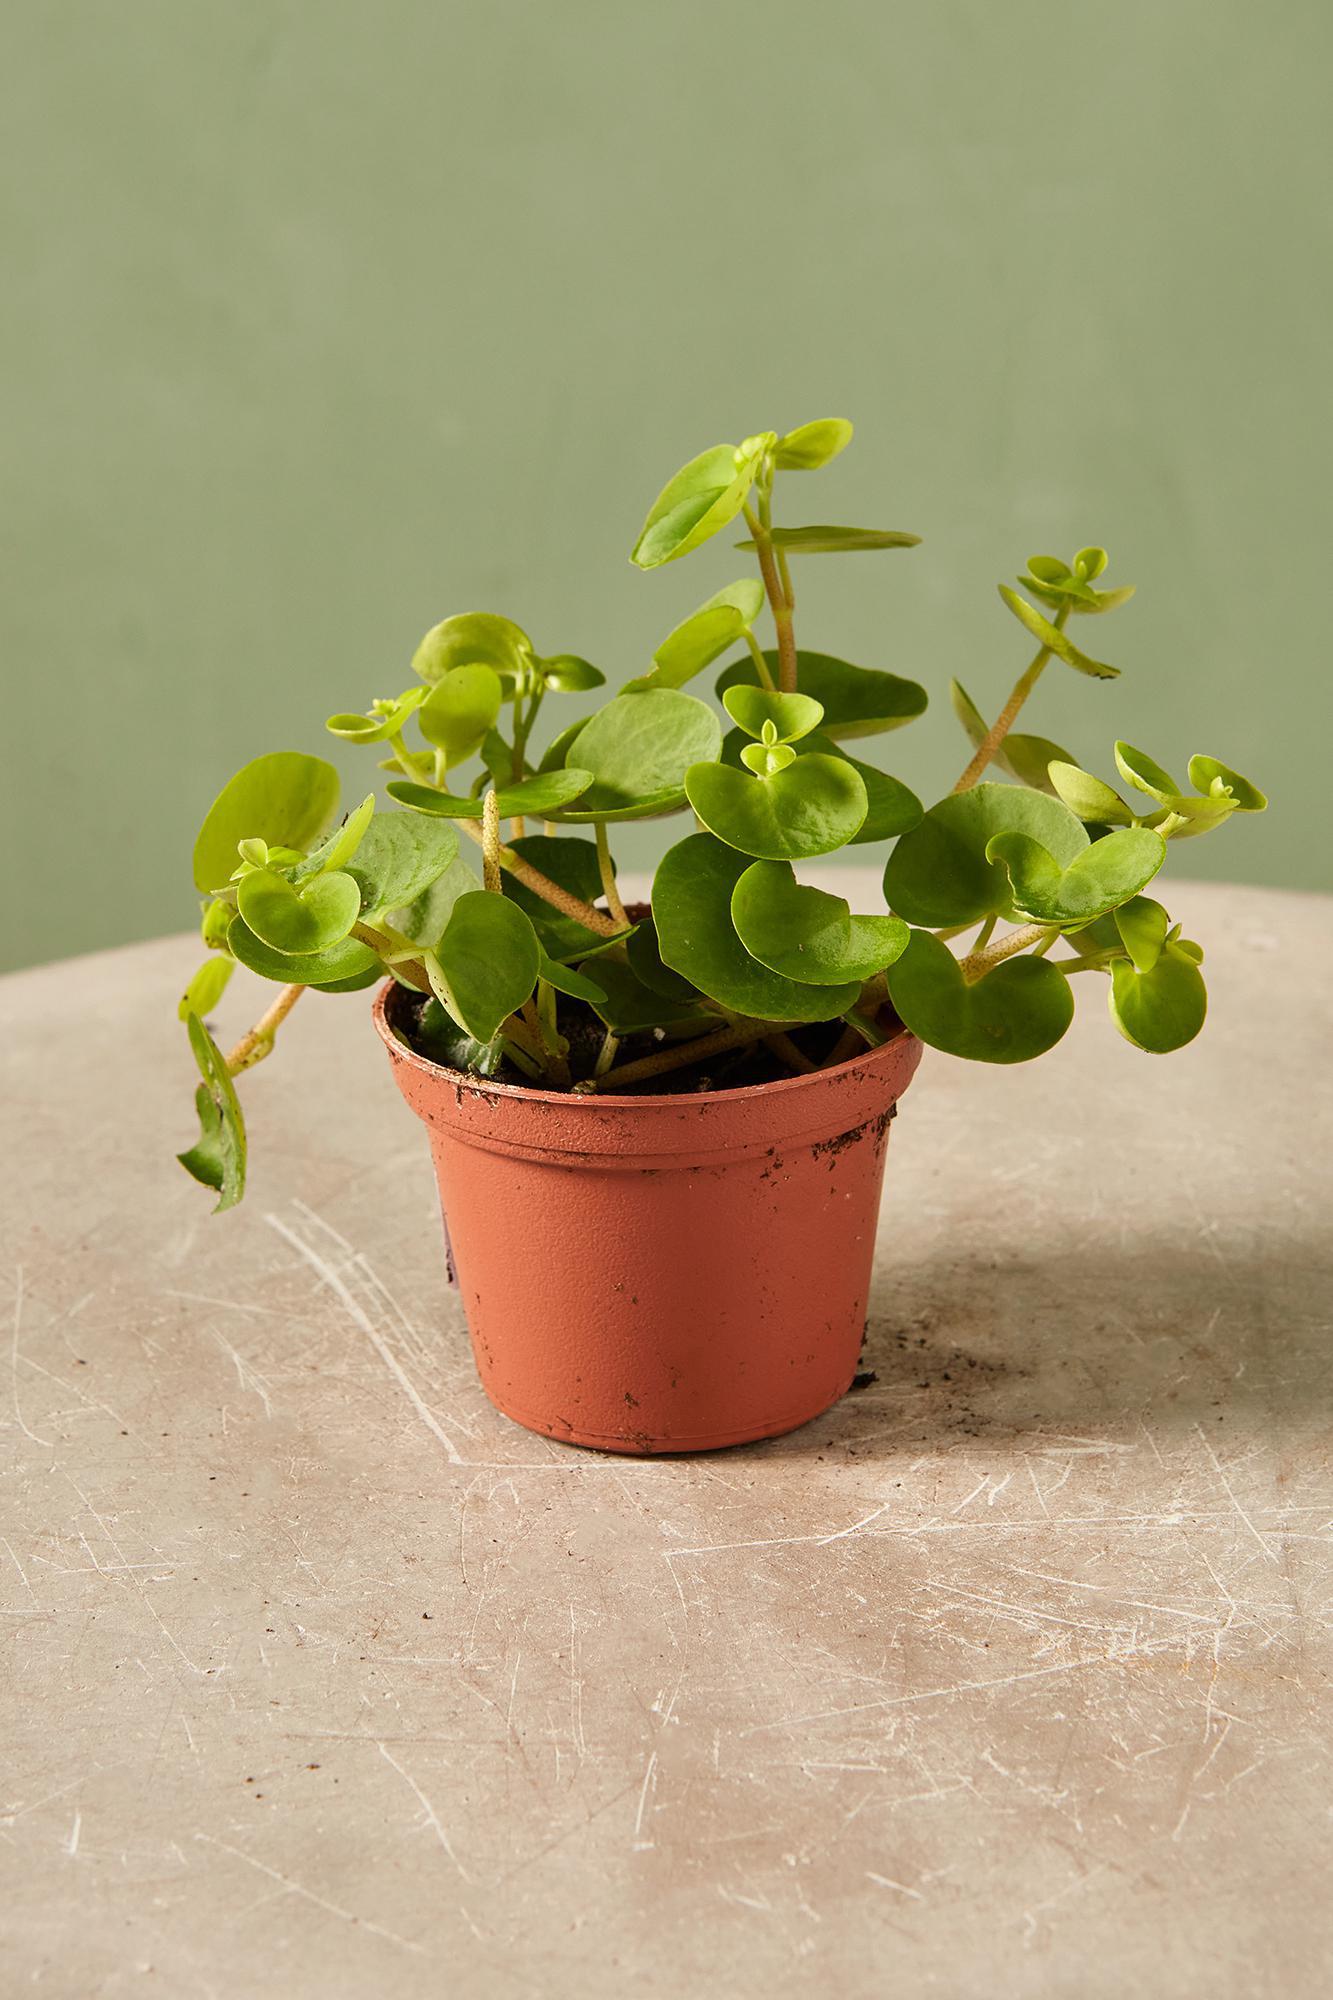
top-left (482, 1371), bottom-right (859, 1456)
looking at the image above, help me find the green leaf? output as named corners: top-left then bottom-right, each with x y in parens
top-left (772, 419), bottom-right (854, 470)
top-left (997, 587), bottom-right (1120, 678)
top-left (723, 686), bottom-right (824, 743)
top-left (579, 957), bottom-right (708, 1033)
top-left (325, 687), bottom-right (426, 743)
top-left (413, 612), bottom-right (533, 685)
top-left (536, 717), bottom-right (589, 774)
top-left (949, 678), bottom-right (989, 753)
top-left (237, 867), bottom-right (362, 954)
top-left (1113, 895), bottom-right (1170, 974)
top-left (631, 442), bottom-right (761, 569)
top-left (735, 525), bottom-right (921, 555)
top-left (502, 833), bottom-right (609, 961)
top-left (653, 834), bottom-right (860, 1022)
top-left (227, 914), bottom-right (380, 988)
top-left (1187, 755), bottom-right (1268, 813)
top-left (1075, 546), bottom-right (1109, 580)
top-left (1114, 741), bottom-right (1181, 802)
top-left (417, 664), bottom-right (505, 766)
top-left (387, 769), bottom-right (594, 820)
top-left (1048, 761), bottom-right (1136, 825)
top-left (320, 812), bottom-right (460, 917)
top-left (389, 853), bottom-right (479, 949)
top-left (192, 752), bottom-right (340, 894)
top-left (984, 825), bottom-right (1166, 927)
top-left (538, 954), bottom-right (606, 1004)
top-left (884, 782), bottom-right (1088, 928)
top-left (686, 753), bottom-right (868, 860)
top-left (553, 690), bottom-right (722, 820)
top-left (717, 728), bottom-right (920, 844)
top-left (1110, 945), bottom-right (1207, 1053)
top-left (624, 913), bottom-right (700, 1002)
top-left (731, 863), bottom-right (909, 984)
top-left (178, 1013), bottom-right (247, 1211)
top-left (888, 931), bottom-right (1075, 1065)
top-left (427, 892), bottom-right (542, 1042)
top-left (717, 650), bottom-right (927, 740)
top-left (177, 956), bottom-right (234, 1022)
top-left (948, 680), bottom-right (1072, 794)
top-left (538, 654), bottom-right (604, 693)
top-left (628, 581), bottom-right (767, 693)
top-left (297, 794), bottom-right (377, 878)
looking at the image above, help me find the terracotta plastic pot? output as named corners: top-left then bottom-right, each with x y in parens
top-left (374, 983), bottom-right (922, 1455)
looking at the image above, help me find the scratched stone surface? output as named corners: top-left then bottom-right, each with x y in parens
top-left (2, 879), bottom-right (1330, 1998)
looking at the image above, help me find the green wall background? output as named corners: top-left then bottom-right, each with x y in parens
top-left (4, 1), bottom-right (1328, 973)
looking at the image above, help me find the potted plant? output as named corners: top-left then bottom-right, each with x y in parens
top-left (176, 419), bottom-right (1266, 1454)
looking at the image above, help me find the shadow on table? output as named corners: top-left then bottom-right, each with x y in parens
top-left (754, 1223), bottom-right (1333, 1460)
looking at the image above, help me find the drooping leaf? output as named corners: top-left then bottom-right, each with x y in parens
top-left (428, 892), bottom-right (542, 1042)
top-left (731, 863), bottom-right (909, 984)
top-left (178, 1013), bottom-right (247, 1211)
top-left (627, 580), bottom-right (767, 693)
top-left (884, 782), bottom-right (1088, 928)
top-left (631, 442), bottom-right (764, 568)
top-left (1110, 945), bottom-right (1207, 1053)
top-left (192, 752), bottom-right (340, 894)
top-left (389, 853), bottom-right (480, 948)
top-left (1186, 755), bottom-right (1268, 813)
top-left (325, 687), bottom-right (426, 744)
top-left (984, 825), bottom-right (1166, 927)
top-left (502, 834), bottom-right (608, 960)
top-left (653, 833), bottom-right (860, 1022)
top-left (772, 419), bottom-right (854, 470)
top-left (888, 931), bottom-right (1075, 1064)
top-left (686, 753), bottom-right (868, 860)
top-left (579, 957), bottom-right (709, 1033)
top-left (177, 956), bottom-right (234, 1022)
top-left (1048, 761), bottom-right (1136, 825)
top-left (236, 867), bottom-right (362, 954)
top-left (997, 587), bottom-right (1119, 677)
top-left (537, 954), bottom-right (607, 1004)
top-left (539, 654), bottom-right (606, 692)
top-left (1113, 895), bottom-right (1170, 973)
top-left (735, 525), bottom-right (921, 555)
top-left (413, 612), bottom-right (533, 685)
top-left (417, 664), bottom-right (505, 766)
top-left (717, 651), bottom-right (927, 739)
top-left (723, 686), bottom-right (824, 743)
top-left (227, 914), bottom-right (381, 988)
top-left (553, 690), bottom-right (723, 820)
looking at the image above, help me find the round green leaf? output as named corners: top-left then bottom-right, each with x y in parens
top-left (227, 914), bottom-right (379, 988)
top-left (178, 1013), bottom-right (247, 1211)
top-left (624, 913), bottom-right (699, 1002)
top-left (539, 654), bottom-right (606, 693)
top-left (413, 612), bottom-right (532, 685)
top-left (631, 443), bottom-right (760, 569)
top-left (984, 825), bottom-right (1166, 927)
top-left (1114, 741), bottom-right (1181, 802)
top-left (1113, 895), bottom-right (1170, 974)
top-left (1048, 761), bottom-right (1135, 825)
top-left (325, 812), bottom-right (460, 917)
top-left (537, 717), bottom-right (589, 774)
top-left (686, 754), bottom-right (868, 860)
top-left (735, 525), bottom-right (921, 555)
top-left (502, 833), bottom-right (608, 961)
top-left (387, 769), bottom-right (594, 821)
top-left (417, 664), bottom-right (504, 765)
top-left (325, 687), bottom-right (426, 744)
top-left (731, 863), bottom-right (909, 984)
top-left (389, 853), bottom-right (479, 950)
top-left (579, 956), bottom-right (708, 1033)
top-left (884, 782), bottom-right (1088, 928)
top-left (428, 892), bottom-right (541, 1042)
top-left (718, 728), bottom-right (920, 844)
top-left (723, 686), bottom-right (824, 743)
top-left (192, 752), bottom-right (340, 895)
top-left (772, 419), bottom-right (854, 470)
top-left (1187, 755), bottom-right (1267, 813)
top-left (717, 651), bottom-right (927, 740)
top-left (237, 867), bottom-right (362, 954)
top-left (1075, 547), bottom-right (1109, 581)
top-left (998, 587), bottom-right (1119, 678)
top-left (553, 690), bottom-right (722, 819)
top-left (888, 931), bottom-right (1075, 1064)
top-left (653, 834), bottom-right (860, 1022)
top-left (177, 956), bottom-right (234, 1022)
top-left (1110, 946), bottom-right (1207, 1053)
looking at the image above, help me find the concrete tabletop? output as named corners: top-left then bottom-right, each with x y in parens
top-left (3, 879), bottom-right (1330, 1997)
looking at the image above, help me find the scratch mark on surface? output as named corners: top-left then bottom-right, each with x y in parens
top-left (818, 1501), bottom-right (892, 1544)
top-left (633, 1750), bottom-right (658, 1848)
top-left (376, 1743), bottom-right (472, 1881)
top-left (10, 1269), bottom-right (53, 1448)
top-left (63, 1813), bottom-right (81, 1858)
top-left (210, 1330), bottom-right (273, 1418)
top-left (195, 1832), bottom-right (424, 1952)
top-left (1193, 1424), bottom-right (1279, 1565)
top-left (866, 1871), bottom-right (924, 1901)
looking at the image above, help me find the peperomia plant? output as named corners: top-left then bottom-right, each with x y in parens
top-left (177, 417), bottom-right (1266, 1208)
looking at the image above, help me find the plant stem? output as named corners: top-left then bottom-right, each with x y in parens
top-left (593, 1028), bottom-right (620, 1078)
top-left (744, 501), bottom-right (798, 693)
top-left (456, 821), bottom-right (623, 937)
top-left (225, 982), bottom-right (306, 1074)
top-left (581, 1017), bottom-right (777, 1092)
top-left (765, 1031), bottom-right (816, 1074)
top-left (595, 821), bottom-right (628, 926)
top-left (952, 605), bottom-right (1070, 794)
top-left (960, 922), bottom-right (1056, 981)
top-left (744, 629), bottom-right (776, 691)
top-left (971, 913), bottom-right (998, 955)
top-left (350, 922), bottom-right (431, 990)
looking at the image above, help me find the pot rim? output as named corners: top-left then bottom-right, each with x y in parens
top-left (371, 978), bottom-right (919, 1111)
